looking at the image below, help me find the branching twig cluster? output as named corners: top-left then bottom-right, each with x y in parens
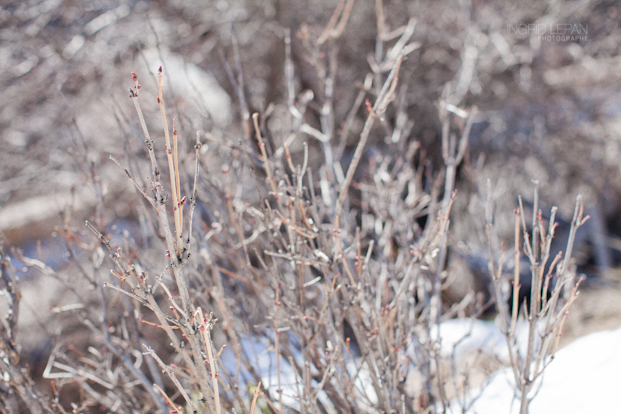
top-left (486, 183), bottom-right (587, 414)
top-left (0, 1), bottom-right (590, 414)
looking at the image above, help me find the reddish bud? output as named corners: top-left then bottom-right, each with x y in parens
top-left (165, 250), bottom-right (170, 257)
top-left (180, 196), bottom-right (187, 205)
top-left (159, 66), bottom-right (163, 73)
top-left (157, 97), bottom-right (161, 103)
top-left (173, 129), bottom-right (177, 135)
top-left (131, 72), bottom-right (138, 82)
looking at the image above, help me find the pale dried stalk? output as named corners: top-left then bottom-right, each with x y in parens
top-left (186, 132), bottom-right (201, 254)
top-left (440, 101), bottom-right (477, 204)
top-left (336, 73), bottom-right (373, 162)
top-left (85, 221), bottom-right (197, 379)
top-left (158, 68), bottom-right (183, 258)
top-left (509, 210), bottom-right (521, 337)
top-left (274, 291), bottom-right (284, 414)
top-left (252, 112), bottom-right (280, 204)
top-left (129, 73), bottom-right (214, 408)
top-left (249, 381), bottom-right (262, 414)
top-left (195, 308), bottom-right (222, 414)
top-left (332, 53), bottom-right (403, 230)
top-left (173, 120), bottom-right (183, 242)
top-left (487, 185), bottom-right (587, 414)
top-left (143, 347), bottom-right (197, 412)
top-left (317, 0), bottom-right (355, 44)
top-left (109, 155), bottom-right (156, 208)
top-left (519, 187), bottom-right (544, 414)
top-left (153, 384), bottom-right (182, 414)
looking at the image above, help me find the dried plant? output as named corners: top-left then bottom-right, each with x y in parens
top-left (0, 1), bottom-right (593, 414)
top-left (486, 183), bottom-right (587, 414)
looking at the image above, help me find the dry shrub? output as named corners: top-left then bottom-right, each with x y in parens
top-left (0, 0), bottom-right (608, 413)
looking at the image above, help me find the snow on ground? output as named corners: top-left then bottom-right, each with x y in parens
top-left (218, 320), bottom-right (621, 412)
top-left (438, 319), bottom-right (621, 413)
top-left (469, 323), bottom-right (621, 413)
top-left (433, 318), bottom-right (531, 362)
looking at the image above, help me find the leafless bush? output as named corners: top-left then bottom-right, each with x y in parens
top-left (0, 1), bottom-right (596, 413)
top-left (485, 183), bottom-right (587, 414)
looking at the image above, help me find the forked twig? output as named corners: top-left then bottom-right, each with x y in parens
top-left (143, 346), bottom-right (197, 413)
top-left (332, 53), bottom-right (404, 231)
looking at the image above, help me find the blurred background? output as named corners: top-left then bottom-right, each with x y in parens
top-left (1, 0), bottom-right (621, 376)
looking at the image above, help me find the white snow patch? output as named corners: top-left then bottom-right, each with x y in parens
top-left (466, 324), bottom-right (621, 413)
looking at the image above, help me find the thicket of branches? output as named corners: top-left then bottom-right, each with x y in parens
top-left (0, 0), bottom-right (604, 413)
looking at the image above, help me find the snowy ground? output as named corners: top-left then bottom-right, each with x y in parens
top-left (468, 323), bottom-right (621, 413)
top-left (221, 319), bottom-right (621, 412)
top-left (437, 319), bottom-right (621, 413)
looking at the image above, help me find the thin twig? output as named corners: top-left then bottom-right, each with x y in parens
top-left (143, 346), bottom-right (197, 413)
top-left (332, 53), bottom-right (404, 230)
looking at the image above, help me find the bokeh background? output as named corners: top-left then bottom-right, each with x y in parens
top-left (1, 0), bottom-right (621, 395)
